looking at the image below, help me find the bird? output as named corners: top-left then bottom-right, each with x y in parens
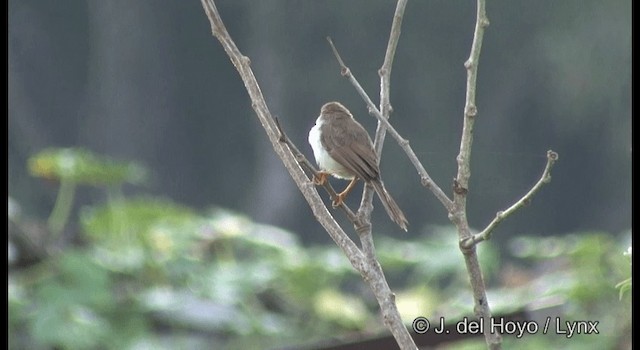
top-left (308, 101), bottom-right (408, 231)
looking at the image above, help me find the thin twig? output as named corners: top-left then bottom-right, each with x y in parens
top-left (350, 2), bottom-right (417, 348)
top-left (462, 150), bottom-right (558, 248)
top-left (326, 37), bottom-right (453, 212)
top-left (375, 0), bottom-right (406, 153)
top-left (200, 0), bottom-right (365, 268)
top-left (200, 1), bottom-right (416, 348)
top-left (359, 0), bottom-right (409, 229)
top-left (449, 1), bottom-right (503, 349)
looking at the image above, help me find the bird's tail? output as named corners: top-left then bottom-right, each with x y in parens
top-left (371, 180), bottom-right (409, 232)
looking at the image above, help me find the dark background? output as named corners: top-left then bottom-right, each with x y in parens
top-left (9, 0), bottom-right (631, 243)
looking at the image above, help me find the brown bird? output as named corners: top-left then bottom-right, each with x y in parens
top-left (308, 101), bottom-right (408, 231)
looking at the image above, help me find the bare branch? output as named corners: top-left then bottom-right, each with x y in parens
top-left (355, 0), bottom-right (407, 231)
top-left (359, 0), bottom-right (409, 230)
top-left (329, 2), bottom-right (418, 347)
top-left (454, 0), bottom-right (491, 207)
top-left (462, 150), bottom-right (559, 248)
top-left (199, 0), bottom-right (365, 269)
top-left (201, 1), bottom-right (417, 348)
top-left (326, 37), bottom-right (454, 212)
top-left (375, 0), bottom-right (406, 152)
top-left (447, 1), bottom-right (504, 349)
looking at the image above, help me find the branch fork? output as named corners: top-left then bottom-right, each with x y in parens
top-left (201, 1), bottom-right (558, 349)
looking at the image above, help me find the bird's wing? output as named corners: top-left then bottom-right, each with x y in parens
top-left (321, 120), bottom-right (379, 181)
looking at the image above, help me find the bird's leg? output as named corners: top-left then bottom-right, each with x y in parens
top-left (313, 171), bottom-right (329, 185)
top-left (332, 177), bottom-right (359, 207)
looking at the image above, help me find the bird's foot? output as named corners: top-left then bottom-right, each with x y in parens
top-left (331, 177), bottom-right (358, 208)
top-left (331, 193), bottom-right (346, 208)
top-left (313, 171), bottom-right (329, 186)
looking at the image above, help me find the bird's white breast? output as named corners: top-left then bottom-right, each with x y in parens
top-left (308, 116), bottom-right (353, 179)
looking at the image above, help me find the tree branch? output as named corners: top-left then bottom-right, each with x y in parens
top-left (462, 150), bottom-right (558, 248)
top-left (202, 2), bottom-right (559, 350)
top-left (359, 0), bottom-right (408, 237)
top-left (326, 37), bottom-right (453, 212)
top-left (375, 0), bottom-right (405, 155)
top-left (447, 1), bottom-right (504, 349)
top-left (200, 0), bottom-right (365, 271)
top-left (200, 1), bottom-right (417, 348)
top-left (326, 1), bottom-right (418, 348)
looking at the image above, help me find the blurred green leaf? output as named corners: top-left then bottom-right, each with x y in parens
top-left (29, 250), bottom-right (114, 349)
top-left (28, 148), bottom-right (147, 186)
top-left (615, 245), bottom-right (632, 300)
top-left (10, 190), bottom-right (632, 350)
top-left (313, 289), bottom-right (370, 329)
top-left (80, 196), bottom-right (200, 272)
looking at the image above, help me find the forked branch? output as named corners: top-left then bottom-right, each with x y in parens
top-left (200, 0), bottom-right (418, 348)
top-left (326, 37), bottom-right (453, 212)
top-left (462, 150), bottom-right (559, 248)
top-left (199, 0), bottom-right (365, 274)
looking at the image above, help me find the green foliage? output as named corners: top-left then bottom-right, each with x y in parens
top-left (80, 196), bottom-right (200, 273)
top-left (9, 168), bottom-right (374, 350)
top-left (615, 246), bottom-right (631, 300)
top-left (28, 148), bottom-right (148, 236)
top-left (28, 148), bottom-right (147, 186)
top-left (518, 233), bottom-right (631, 348)
top-left (444, 232), bottom-right (632, 350)
top-left (9, 149), bottom-right (632, 349)
top-left (29, 251), bottom-right (114, 349)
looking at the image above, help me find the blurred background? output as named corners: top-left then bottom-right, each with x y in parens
top-left (9, 1), bottom-right (631, 349)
